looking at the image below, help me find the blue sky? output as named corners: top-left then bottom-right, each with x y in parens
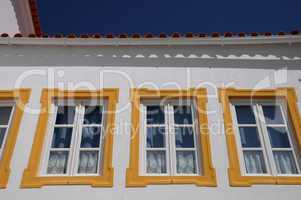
top-left (37, 0), bottom-right (301, 35)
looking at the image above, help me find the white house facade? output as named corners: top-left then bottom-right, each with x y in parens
top-left (0, 1), bottom-right (301, 200)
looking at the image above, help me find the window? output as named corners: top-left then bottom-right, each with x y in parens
top-left (142, 102), bottom-right (200, 176)
top-left (42, 103), bottom-right (104, 176)
top-left (21, 89), bottom-right (119, 188)
top-left (126, 88), bottom-right (216, 187)
top-left (219, 88), bottom-right (301, 186)
top-left (0, 89), bottom-right (31, 188)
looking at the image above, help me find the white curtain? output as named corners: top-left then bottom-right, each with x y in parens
top-left (78, 151), bottom-right (98, 174)
top-left (274, 151), bottom-right (298, 174)
top-left (147, 151), bottom-right (166, 173)
top-left (244, 151), bottom-right (266, 174)
top-left (47, 151), bottom-right (68, 174)
top-left (176, 151), bottom-right (196, 174)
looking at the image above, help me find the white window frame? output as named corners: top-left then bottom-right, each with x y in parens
top-left (139, 99), bottom-right (201, 176)
top-left (40, 99), bottom-right (107, 177)
top-left (0, 102), bottom-right (15, 159)
top-left (231, 99), bottom-right (301, 176)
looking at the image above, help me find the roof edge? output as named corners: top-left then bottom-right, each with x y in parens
top-left (28, 0), bottom-right (42, 35)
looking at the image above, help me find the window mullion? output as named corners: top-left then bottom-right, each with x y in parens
top-left (69, 104), bottom-right (83, 176)
top-left (167, 104), bottom-right (175, 176)
top-left (256, 104), bottom-right (277, 175)
top-left (97, 104), bottom-right (105, 175)
top-left (191, 101), bottom-right (201, 175)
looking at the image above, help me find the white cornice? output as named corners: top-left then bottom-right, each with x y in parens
top-left (0, 35), bottom-right (301, 46)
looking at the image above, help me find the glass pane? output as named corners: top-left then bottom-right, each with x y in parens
top-left (146, 151), bottom-right (166, 174)
top-left (0, 128), bottom-right (7, 149)
top-left (146, 106), bottom-right (165, 124)
top-left (243, 151), bottom-right (267, 174)
top-left (262, 105), bottom-right (284, 124)
top-left (235, 105), bottom-right (256, 124)
top-left (147, 127), bottom-right (165, 148)
top-left (51, 127), bottom-right (73, 148)
top-left (267, 127), bottom-right (291, 148)
top-left (80, 127), bottom-right (101, 148)
top-left (0, 106), bottom-right (12, 125)
top-left (78, 151), bottom-right (99, 174)
top-left (176, 151), bottom-right (197, 174)
top-left (239, 127), bottom-right (261, 148)
top-left (175, 127), bottom-right (195, 148)
top-left (55, 106), bottom-right (75, 124)
top-left (273, 151), bottom-right (298, 174)
top-left (84, 106), bottom-right (102, 124)
top-left (47, 151), bottom-right (69, 174)
top-left (173, 105), bottom-right (193, 124)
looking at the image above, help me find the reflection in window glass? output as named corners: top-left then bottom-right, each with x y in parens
top-left (175, 127), bottom-right (195, 148)
top-left (0, 106), bottom-right (12, 125)
top-left (146, 106), bottom-right (165, 124)
top-left (174, 106), bottom-right (193, 124)
top-left (239, 127), bottom-right (261, 148)
top-left (262, 105), bottom-right (284, 124)
top-left (147, 127), bottom-right (165, 148)
top-left (84, 106), bottom-right (102, 124)
top-left (55, 106), bottom-right (75, 125)
top-left (235, 105), bottom-right (256, 124)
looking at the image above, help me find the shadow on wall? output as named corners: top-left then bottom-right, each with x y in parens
top-left (0, 45), bottom-right (300, 68)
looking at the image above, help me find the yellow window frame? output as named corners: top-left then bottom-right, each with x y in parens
top-left (21, 88), bottom-right (119, 188)
top-left (219, 87), bottom-right (301, 186)
top-left (126, 88), bottom-right (216, 187)
top-left (0, 89), bottom-right (31, 188)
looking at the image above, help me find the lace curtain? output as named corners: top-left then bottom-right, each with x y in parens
top-left (78, 151), bottom-right (99, 174)
top-left (274, 151), bottom-right (298, 174)
top-left (244, 151), bottom-right (266, 174)
top-left (176, 151), bottom-right (196, 174)
top-left (147, 151), bottom-right (166, 173)
top-left (47, 151), bottom-right (68, 174)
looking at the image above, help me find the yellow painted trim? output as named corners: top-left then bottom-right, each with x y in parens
top-left (126, 88), bottom-right (216, 187)
top-left (21, 88), bottom-right (119, 188)
top-left (0, 89), bottom-right (31, 188)
top-left (219, 87), bottom-right (301, 186)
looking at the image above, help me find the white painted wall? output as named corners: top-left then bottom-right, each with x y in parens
top-left (0, 43), bottom-right (301, 200)
top-left (0, 0), bottom-right (20, 35)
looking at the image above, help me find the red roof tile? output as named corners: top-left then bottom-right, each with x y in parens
top-left (0, 30), bottom-right (300, 39)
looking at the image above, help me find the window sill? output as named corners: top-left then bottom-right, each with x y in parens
top-left (229, 168), bottom-right (301, 186)
top-left (126, 167), bottom-right (217, 187)
top-left (21, 168), bottom-right (114, 188)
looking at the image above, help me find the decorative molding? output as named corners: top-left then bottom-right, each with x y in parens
top-left (21, 88), bottom-right (119, 188)
top-left (219, 87), bottom-right (301, 186)
top-left (126, 88), bottom-right (217, 187)
top-left (0, 88), bottom-right (31, 188)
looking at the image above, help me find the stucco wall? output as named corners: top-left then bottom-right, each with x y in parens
top-left (0, 44), bottom-right (301, 200)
